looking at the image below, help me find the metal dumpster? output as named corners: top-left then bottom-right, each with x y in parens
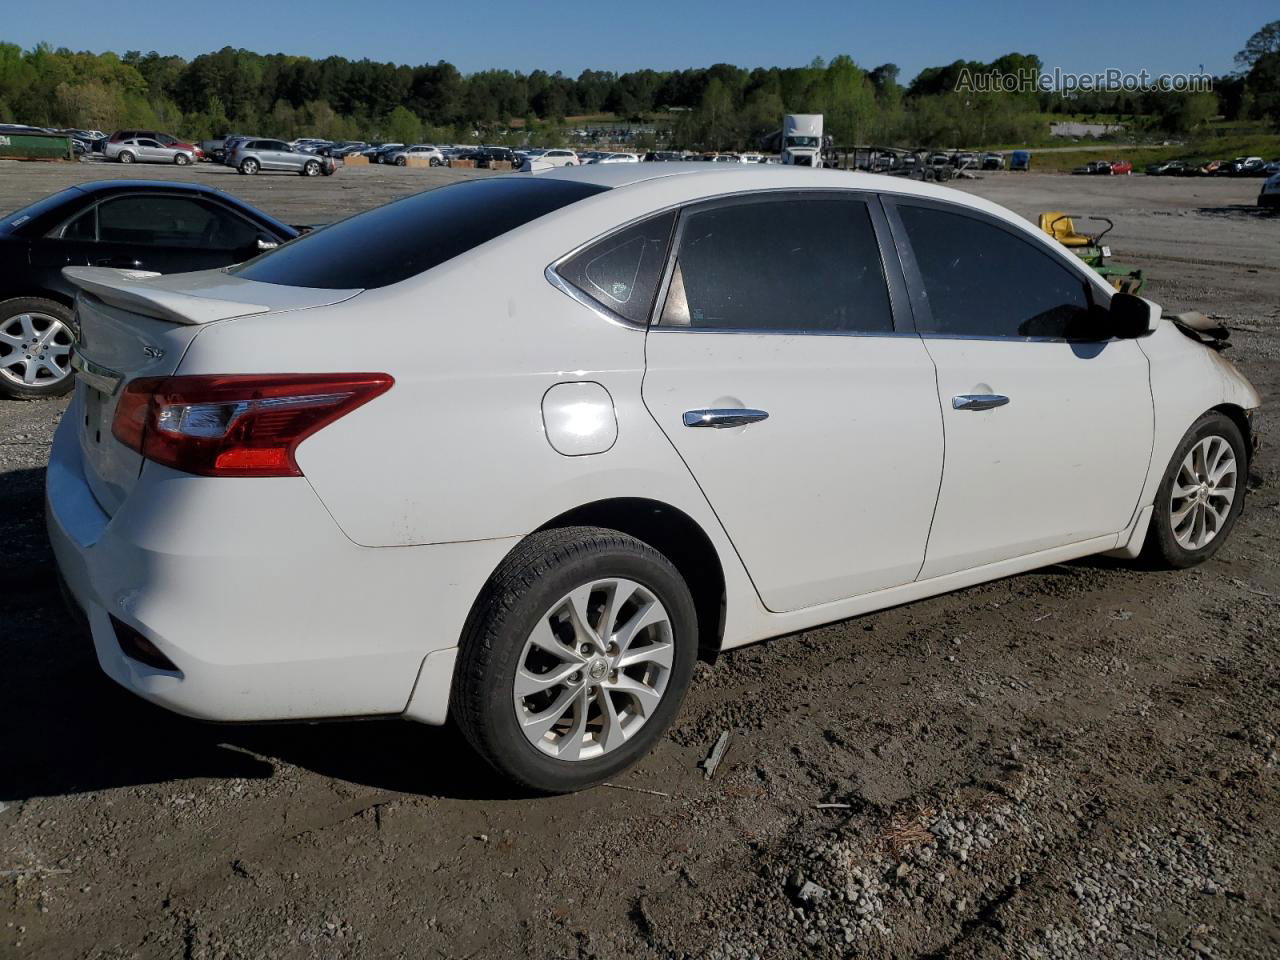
top-left (0, 132), bottom-right (73, 160)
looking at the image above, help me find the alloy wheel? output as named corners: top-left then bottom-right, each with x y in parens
top-left (513, 578), bottom-right (674, 761)
top-left (1170, 435), bottom-right (1237, 549)
top-left (0, 312), bottom-right (74, 387)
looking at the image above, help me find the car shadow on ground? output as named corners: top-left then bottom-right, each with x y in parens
top-left (0, 471), bottom-right (515, 803)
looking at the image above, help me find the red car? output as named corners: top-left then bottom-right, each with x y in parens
top-left (107, 129), bottom-right (203, 160)
top-left (1107, 159), bottom-right (1133, 175)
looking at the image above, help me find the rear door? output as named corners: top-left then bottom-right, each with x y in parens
top-left (884, 197), bottom-right (1153, 578)
top-left (640, 191), bottom-right (944, 612)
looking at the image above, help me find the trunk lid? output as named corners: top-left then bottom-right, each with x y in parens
top-left (65, 266), bottom-right (360, 515)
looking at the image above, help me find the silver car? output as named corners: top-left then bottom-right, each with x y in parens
top-left (228, 138), bottom-right (332, 176)
top-left (105, 137), bottom-right (195, 166)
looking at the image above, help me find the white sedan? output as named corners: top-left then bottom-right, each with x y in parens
top-left (49, 165), bottom-right (1260, 793)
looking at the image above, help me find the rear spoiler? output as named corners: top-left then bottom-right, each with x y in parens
top-left (62, 266), bottom-right (272, 325)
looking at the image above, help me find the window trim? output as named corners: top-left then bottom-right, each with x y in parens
top-left (648, 188), bottom-right (911, 338)
top-left (881, 194), bottom-right (1112, 343)
top-left (47, 192), bottom-right (268, 249)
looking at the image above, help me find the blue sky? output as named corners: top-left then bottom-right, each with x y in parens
top-left (6, 0), bottom-right (1273, 81)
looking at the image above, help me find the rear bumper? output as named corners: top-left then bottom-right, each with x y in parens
top-left (46, 408), bottom-right (515, 724)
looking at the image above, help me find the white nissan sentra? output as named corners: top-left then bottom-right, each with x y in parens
top-left (48, 165), bottom-right (1260, 792)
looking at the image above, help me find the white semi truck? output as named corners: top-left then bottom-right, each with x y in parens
top-left (782, 114), bottom-right (823, 166)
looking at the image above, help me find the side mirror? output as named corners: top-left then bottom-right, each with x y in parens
top-left (1108, 293), bottom-right (1156, 339)
top-left (256, 236), bottom-right (279, 251)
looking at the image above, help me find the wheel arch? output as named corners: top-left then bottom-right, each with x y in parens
top-left (1211, 403), bottom-right (1256, 472)
top-left (535, 497), bottom-right (727, 660)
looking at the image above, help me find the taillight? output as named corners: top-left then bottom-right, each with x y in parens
top-left (111, 374), bottom-right (393, 477)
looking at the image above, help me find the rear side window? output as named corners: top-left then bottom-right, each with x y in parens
top-left (658, 196), bottom-right (894, 333)
top-left (232, 178), bottom-right (608, 289)
top-left (557, 212), bottom-right (676, 324)
top-left (897, 203), bottom-right (1095, 339)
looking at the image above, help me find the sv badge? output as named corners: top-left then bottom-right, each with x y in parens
top-left (143, 345), bottom-right (166, 359)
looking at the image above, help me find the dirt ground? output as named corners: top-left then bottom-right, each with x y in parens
top-left (1, 160), bottom-right (1278, 960)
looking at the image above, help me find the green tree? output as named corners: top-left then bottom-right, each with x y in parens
top-left (385, 104), bottom-right (422, 144)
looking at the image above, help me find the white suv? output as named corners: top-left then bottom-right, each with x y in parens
top-left (50, 165), bottom-right (1260, 793)
top-left (539, 149), bottom-right (579, 167)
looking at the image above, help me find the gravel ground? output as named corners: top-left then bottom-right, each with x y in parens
top-left (1, 161), bottom-right (1278, 959)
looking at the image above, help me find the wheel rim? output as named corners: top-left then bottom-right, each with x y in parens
top-left (1170, 435), bottom-right (1237, 550)
top-left (513, 578), bottom-right (674, 762)
top-left (120, 153), bottom-right (132, 163)
top-left (0, 312), bottom-right (74, 387)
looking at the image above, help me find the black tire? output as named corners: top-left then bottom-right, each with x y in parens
top-left (239, 158), bottom-right (259, 175)
top-left (395, 156), bottom-right (407, 166)
top-left (1142, 412), bottom-right (1247, 568)
top-left (0, 297), bottom-right (76, 399)
top-left (303, 159), bottom-right (321, 177)
top-left (117, 151), bottom-right (134, 164)
top-left (453, 526), bottom-right (699, 793)
top-left (174, 153), bottom-right (190, 166)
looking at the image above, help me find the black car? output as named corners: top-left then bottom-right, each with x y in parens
top-left (0, 180), bottom-right (298, 399)
top-left (458, 146), bottom-right (519, 168)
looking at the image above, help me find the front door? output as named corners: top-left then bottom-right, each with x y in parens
top-left (642, 193), bottom-right (945, 612)
top-left (886, 198), bottom-right (1154, 579)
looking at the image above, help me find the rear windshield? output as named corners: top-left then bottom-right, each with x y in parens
top-left (231, 177), bottom-right (608, 289)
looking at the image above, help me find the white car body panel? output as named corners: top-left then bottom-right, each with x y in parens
top-left (917, 337), bottom-right (1153, 578)
top-left (49, 164), bottom-right (1261, 728)
top-left (643, 330), bottom-right (943, 611)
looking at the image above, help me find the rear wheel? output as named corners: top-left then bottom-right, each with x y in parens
top-left (239, 158), bottom-right (259, 175)
top-left (453, 527), bottom-right (698, 793)
top-left (0, 298), bottom-right (75, 399)
top-left (1142, 412), bottom-right (1247, 568)
top-left (303, 159), bottom-right (321, 176)
top-left (117, 151), bottom-right (135, 164)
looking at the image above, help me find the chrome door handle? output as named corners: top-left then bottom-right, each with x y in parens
top-left (952, 394), bottom-right (1010, 411)
top-left (682, 408), bottom-right (770, 428)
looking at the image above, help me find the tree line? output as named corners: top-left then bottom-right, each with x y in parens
top-left (0, 23), bottom-right (1276, 150)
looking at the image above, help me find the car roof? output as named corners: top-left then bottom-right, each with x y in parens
top-left (67, 180), bottom-right (227, 198)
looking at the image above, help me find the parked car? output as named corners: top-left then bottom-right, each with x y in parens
top-left (0, 180), bottom-right (297, 398)
top-left (107, 130), bottom-right (203, 161)
top-left (981, 153), bottom-right (1004, 170)
top-left (47, 166), bottom-right (1260, 792)
top-left (538, 149), bottom-right (580, 167)
top-left (456, 147), bottom-right (520, 168)
top-left (388, 144), bottom-right (445, 166)
top-left (1259, 171), bottom-right (1280, 209)
top-left (367, 143), bottom-right (406, 164)
top-left (1146, 159), bottom-right (1190, 176)
top-left (644, 151), bottom-right (683, 162)
top-left (227, 139), bottom-right (336, 176)
top-left (104, 137), bottom-right (197, 166)
top-left (950, 152), bottom-right (980, 169)
top-left (1222, 156), bottom-right (1265, 176)
top-left (1108, 160), bottom-right (1133, 176)
top-left (1009, 150), bottom-right (1031, 171)
top-left (591, 153), bottom-right (641, 164)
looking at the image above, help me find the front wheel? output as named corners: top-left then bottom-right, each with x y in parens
top-left (174, 153), bottom-right (190, 166)
top-left (303, 159), bottom-right (321, 176)
top-left (395, 156), bottom-right (407, 166)
top-left (1142, 412), bottom-right (1247, 568)
top-left (239, 158), bottom-right (259, 175)
top-left (453, 527), bottom-right (698, 793)
top-left (0, 297), bottom-right (76, 399)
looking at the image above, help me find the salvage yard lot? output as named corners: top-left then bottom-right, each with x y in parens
top-left (1, 161), bottom-right (1278, 959)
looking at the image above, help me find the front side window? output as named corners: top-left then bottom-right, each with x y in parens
top-left (896, 203), bottom-right (1097, 339)
top-left (657, 196), bottom-right (894, 333)
top-left (557, 211), bottom-right (676, 324)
